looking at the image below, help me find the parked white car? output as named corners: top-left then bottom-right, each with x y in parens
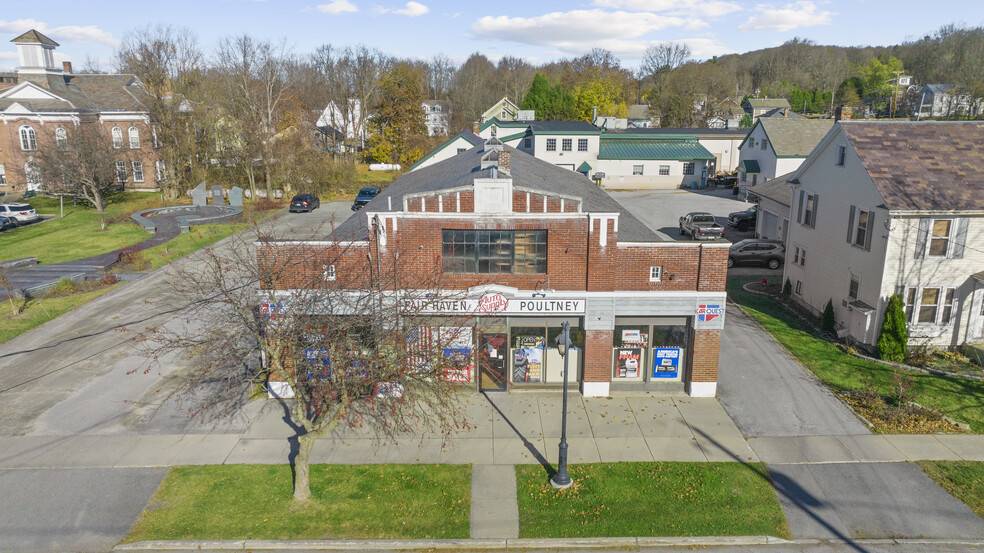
top-left (0, 203), bottom-right (38, 223)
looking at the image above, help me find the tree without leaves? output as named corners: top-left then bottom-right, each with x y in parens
top-left (136, 223), bottom-right (476, 501)
top-left (33, 124), bottom-right (129, 231)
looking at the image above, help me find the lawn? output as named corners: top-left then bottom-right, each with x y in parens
top-left (0, 285), bottom-right (118, 343)
top-left (134, 223), bottom-right (252, 270)
top-left (515, 463), bottom-right (789, 538)
top-left (728, 275), bottom-right (984, 433)
top-left (125, 464), bottom-right (471, 542)
top-left (0, 193), bottom-right (162, 264)
top-left (918, 461), bottom-right (984, 519)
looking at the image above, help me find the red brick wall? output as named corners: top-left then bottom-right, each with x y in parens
top-left (584, 330), bottom-right (613, 382)
top-left (614, 245), bottom-right (728, 292)
top-left (690, 329), bottom-right (721, 383)
top-left (586, 218), bottom-right (618, 292)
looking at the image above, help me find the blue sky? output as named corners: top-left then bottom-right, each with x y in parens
top-left (1, 1), bottom-right (982, 72)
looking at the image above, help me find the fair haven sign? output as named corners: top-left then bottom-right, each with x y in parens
top-left (402, 292), bottom-right (584, 315)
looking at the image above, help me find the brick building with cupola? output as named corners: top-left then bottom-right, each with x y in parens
top-left (0, 29), bottom-right (162, 193)
top-left (259, 139), bottom-right (728, 397)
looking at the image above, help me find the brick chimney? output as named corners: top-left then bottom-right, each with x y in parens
top-left (62, 61), bottom-right (72, 74)
top-left (499, 150), bottom-right (511, 173)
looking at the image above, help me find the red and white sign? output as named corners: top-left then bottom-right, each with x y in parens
top-left (477, 293), bottom-right (509, 313)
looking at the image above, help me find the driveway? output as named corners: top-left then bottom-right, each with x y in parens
top-left (717, 305), bottom-right (869, 437)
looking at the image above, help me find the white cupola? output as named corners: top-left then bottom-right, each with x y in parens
top-left (11, 29), bottom-right (61, 76)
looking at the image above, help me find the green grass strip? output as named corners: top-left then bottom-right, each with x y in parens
top-left (728, 276), bottom-right (984, 433)
top-left (0, 285), bottom-right (117, 344)
top-left (125, 464), bottom-right (471, 541)
top-left (918, 461), bottom-right (984, 519)
top-left (516, 462), bottom-right (790, 538)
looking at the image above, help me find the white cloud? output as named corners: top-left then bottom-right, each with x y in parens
top-left (0, 19), bottom-right (120, 46)
top-left (375, 1), bottom-right (429, 16)
top-left (593, 0), bottom-right (742, 17)
top-left (738, 1), bottom-right (835, 32)
top-left (314, 0), bottom-right (358, 14)
top-left (472, 10), bottom-right (686, 46)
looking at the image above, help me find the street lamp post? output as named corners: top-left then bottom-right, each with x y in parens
top-left (551, 321), bottom-right (573, 489)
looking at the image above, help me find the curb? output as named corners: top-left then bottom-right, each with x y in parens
top-left (115, 536), bottom-right (794, 551)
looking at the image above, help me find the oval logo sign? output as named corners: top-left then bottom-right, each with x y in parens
top-left (477, 293), bottom-right (509, 313)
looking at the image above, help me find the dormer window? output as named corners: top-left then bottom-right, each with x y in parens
top-left (19, 126), bottom-right (37, 151)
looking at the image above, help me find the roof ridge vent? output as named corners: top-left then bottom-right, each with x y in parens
top-left (484, 136), bottom-right (503, 152)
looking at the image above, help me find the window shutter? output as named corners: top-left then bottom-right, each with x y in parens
top-left (846, 206), bottom-right (856, 243)
top-left (914, 217), bottom-right (930, 258)
top-left (797, 190), bottom-right (805, 224)
top-left (864, 212), bottom-right (875, 251)
top-left (811, 196), bottom-right (819, 228)
top-left (952, 217), bottom-right (969, 258)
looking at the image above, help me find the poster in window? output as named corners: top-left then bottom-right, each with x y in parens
top-left (441, 327), bottom-right (473, 382)
top-left (653, 347), bottom-right (681, 378)
top-left (614, 348), bottom-right (642, 378)
top-left (513, 335), bottom-right (543, 382)
top-left (621, 330), bottom-right (648, 348)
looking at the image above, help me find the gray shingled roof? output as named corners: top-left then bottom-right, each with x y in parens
top-left (745, 98), bottom-right (791, 109)
top-left (11, 30), bottom-right (58, 46)
top-left (758, 118), bottom-right (834, 157)
top-left (608, 127), bottom-right (749, 138)
top-left (840, 121), bottom-right (984, 211)
top-left (330, 146), bottom-right (660, 243)
top-left (0, 73), bottom-right (150, 113)
top-left (748, 172), bottom-right (794, 206)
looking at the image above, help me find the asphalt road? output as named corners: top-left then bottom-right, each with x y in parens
top-left (0, 468), bottom-right (166, 553)
top-left (717, 305), bottom-right (870, 437)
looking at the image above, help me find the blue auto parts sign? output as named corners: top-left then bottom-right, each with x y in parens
top-left (653, 347), bottom-right (681, 378)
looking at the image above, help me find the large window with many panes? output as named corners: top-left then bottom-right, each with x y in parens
top-left (442, 230), bottom-right (547, 274)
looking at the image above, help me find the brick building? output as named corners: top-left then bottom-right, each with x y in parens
top-left (259, 140), bottom-right (728, 397)
top-left (0, 30), bottom-right (160, 194)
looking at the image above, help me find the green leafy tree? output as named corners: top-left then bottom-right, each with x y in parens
top-left (739, 113), bottom-right (753, 128)
top-left (368, 63), bottom-right (426, 166)
top-left (876, 294), bottom-right (908, 362)
top-left (520, 73), bottom-right (577, 120)
top-left (821, 299), bottom-right (836, 332)
top-left (574, 76), bottom-right (628, 121)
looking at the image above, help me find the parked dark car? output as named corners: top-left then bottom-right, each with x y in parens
top-left (727, 205), bottom-right (758, 232)
top-left (351, 186), bottom-right (380, 211)
top-left (709, 175), bottom-right (737, 188)
top-left (679, 212), bottom-right (725, 240)
top-left (289, 193), bottom-right (320, 213)
top-left (0, 215), bottom-right (18, 231)
top-left (728, 239), bottom-right (785, 269)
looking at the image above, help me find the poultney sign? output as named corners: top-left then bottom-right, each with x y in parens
top-left (403, 293), bottom-right (585, 314)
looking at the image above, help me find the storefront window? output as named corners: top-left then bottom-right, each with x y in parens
top-left (612, 317), bottom-right (689, 385)
top-left (613, 324), bottom-right (648, 381)
top-left (511, 327), bottom-right (545, 383)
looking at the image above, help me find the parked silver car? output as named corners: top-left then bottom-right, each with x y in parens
top-left (728, 239), bottom-right (785, 269)
top-left (0, 202), bottom-right (38, 223)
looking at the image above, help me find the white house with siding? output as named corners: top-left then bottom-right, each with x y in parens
top-left (737, 118), bottom-right (833, 192)
top-left (783, 121), bottom-right (984, 350)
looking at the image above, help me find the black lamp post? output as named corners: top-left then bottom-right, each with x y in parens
top-left (551, 321), bottom-right (573, 489)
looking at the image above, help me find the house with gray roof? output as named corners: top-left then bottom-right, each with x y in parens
top-left (747, 171), bottom-right (794, 242)
top-left (784, 121), bottom-right (984, 349)
top-left (916, 84), bottom-right (983, 118)
top-left (407, 129), bottom-right (483, 172)
top-left (266, 140), bottom-right (729, 398)
top-left (742, 97), bottom-right (792, 119)
top-left (0, 30), bottom-right (160, 193)
top-left (736, 118), bottom-right (834, 191)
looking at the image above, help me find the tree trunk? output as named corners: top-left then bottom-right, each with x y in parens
top-left (293, 432), bottom-right (316, 501)
top-left (93, 193), bottom-right (107, 231)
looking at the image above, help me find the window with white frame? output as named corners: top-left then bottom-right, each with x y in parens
top-left (632, 165), bottom-right (644, 176)
top-left (115, 161), bottom-right (127, 183)
top-left (128, 127), bottom-right (140, 149)
top-left (649, 265), bottom-right (662, 282)
top-left (490, 126), bottom-right (497, 138)
top-left (659, 165), bottom-right (670, 176)
top-left (683, 162), bottom-right (695, 175)
top-left (748, 137), bottom-right (755, 148)
top-left (155, 160), bottom-right (166, 181)
top-left (849, 273), bottom-right (860, 300)
top-left (24, 160), bottom-right (41, 187)
top-left (854, 210), bottom-right (870, 247)
top-left (836, 145), bottom-right (846, 166)
top-left (132, 161), bottom-right (144, 182)
top-left (904, 286), bottom-right (957, 325)
top-left (546, 138), bottom-right (556, 151)
top-left (928, 219), bottom-right (952, 257)
top-left (19, 126), bottom-right (37, 151)
top-left (562, 138), bottom-right (572, 151)
top-left (323, 264), bottom-right (336, 281)
top-left (795, 280), bottom-right (802, 294)
top-left (524, 138), bottom-right (532, 148)
top-left (111, 127), bottom-right (123, 149)
top-left (761, 139), bottom-right (768, 151)
top-left (578, 138), bottom-right (588, 151)
top-left (55, 127), bottom-right (68, 150)
top-left (0, 163), bottom-right (6, 185)
top-left (800, 192), bottom-right (818, 228)
top-left (152, 126), bottom-right (162, 148)
top-left (793, 246), bottom-right (806, 267)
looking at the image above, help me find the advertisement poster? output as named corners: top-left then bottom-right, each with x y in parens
top-left (614, 348), bottom-right (642, 378)
top-left (513, 335), bottom-right (544, 382)
top-left (621, 330), bottom-right (648, 348)
top-left (441, 327), bottom-right (473, 382)
top-left (653, 347), bottom-right (682, 378)
top-left (304, 348), bottom-right (331, 378)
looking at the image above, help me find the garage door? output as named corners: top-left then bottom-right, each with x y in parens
top-left (556, 164), bottom-right (575, 171)
top-left (760, 210), bottom-right (779, 239)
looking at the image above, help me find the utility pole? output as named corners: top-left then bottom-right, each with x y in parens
top-left (891, 70), bottom-right (902, 118)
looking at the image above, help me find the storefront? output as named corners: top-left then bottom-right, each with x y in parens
top-left (611, 317), bottom-right (689, 392)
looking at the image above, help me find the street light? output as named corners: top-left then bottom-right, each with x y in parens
top-left (551, 321), bottom-right (573, 489)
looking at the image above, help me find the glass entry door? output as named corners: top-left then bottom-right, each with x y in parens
top-left (478, 333), bottom-right (508, 392)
